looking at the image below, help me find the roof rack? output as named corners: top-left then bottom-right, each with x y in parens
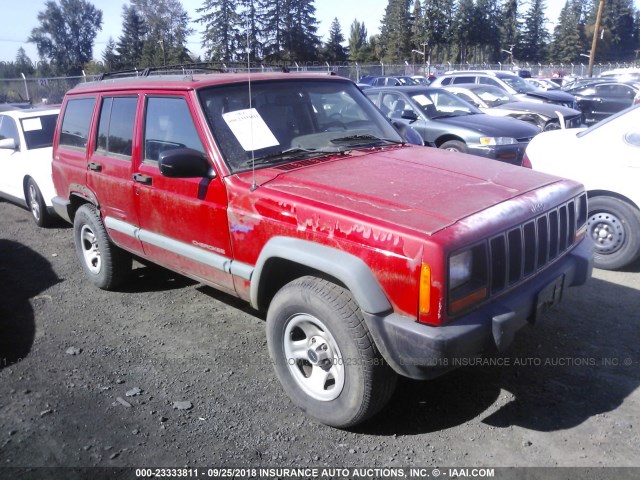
top-left (95, 62), bottom-right (228, 81)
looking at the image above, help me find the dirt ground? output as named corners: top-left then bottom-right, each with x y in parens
top-left (1, 199), bottom-right (639, 475)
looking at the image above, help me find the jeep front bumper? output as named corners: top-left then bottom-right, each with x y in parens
top-left (363, 238), bottom-right (593, 380)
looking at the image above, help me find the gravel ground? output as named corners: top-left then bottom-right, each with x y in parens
top-left (1, 199), bottom-right (639, 475)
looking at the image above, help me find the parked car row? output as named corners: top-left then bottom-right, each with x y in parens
top-left (1, 71), bottom-right (638, 272)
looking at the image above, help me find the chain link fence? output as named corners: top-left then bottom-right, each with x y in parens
top-left (2, 61), bottom-right (639, 105)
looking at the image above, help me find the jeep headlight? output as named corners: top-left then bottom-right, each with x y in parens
top-left (449, 250), bottom-right (473, 290)
top-left (448, 244), bottom-right (489, 315)
top-left (479, 137), bottom-right (518, 146)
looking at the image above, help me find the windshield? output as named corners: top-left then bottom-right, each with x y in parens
top-left (473, 86), bottom-right (513, 106)
top-left (20, 114), bottom-right (58, 149)
top-left (198, 79), bottom-right (403, 173)
top-left (410, 90), bottom-right (481, 118)
top-left (499, 75), bottom-right (538, 94)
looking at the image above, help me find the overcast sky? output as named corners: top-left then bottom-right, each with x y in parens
top-left (0, 0), bottom-right (614, 65)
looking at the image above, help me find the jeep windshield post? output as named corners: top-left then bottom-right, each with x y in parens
top-left (51, 71), bottom-right (593, 428)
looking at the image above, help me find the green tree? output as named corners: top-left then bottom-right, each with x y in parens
top-left (28, 0), bottom-right (103, 75)
top-left (260, 0), bottom-right (320, 63)
top-left (132, 0), bottom-right (193, 67)
top-left (116, 5), bottom-right (146, 69)
top-left (453, 0), bottom-right (478, 63)
top-left (321, 18), bottom-right (348, 62)
top-left (599, 0), bottom-right (637, 61)
top-left (500, 0), bottom-right (519, 56)
top-left (549, 0), bottom-right (588, 63)
top-left (16, 47), bottom-right (35, 76)
top-left (102, 38), bottom-right (120, 71)
top-left (476, 0), bottom-right (501, 63)
top-left (348, 20), bottom-right (369, 63)
top-left (422, 0), bottom-right (454, 64)
top-left (517, 0), bottom-right (549, 62)
top-left (379, 0), bottom-right (412, 63)
top-left (197, 0), bottom-right (242, 61)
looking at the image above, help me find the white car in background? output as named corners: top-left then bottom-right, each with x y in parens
top-left (0, 107), bottom-right (60, 226)
top-left (524, 104), bottom-right (640, 270)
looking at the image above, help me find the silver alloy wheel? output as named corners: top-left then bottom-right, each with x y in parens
top-left (80, 224), bottom-right (102, 274)
top-left (28, 183), bottom-right (41, 222)
top-left (283, 313), bottom-right (345, 402)
top-left (588, 211), bottom-right (626, 254)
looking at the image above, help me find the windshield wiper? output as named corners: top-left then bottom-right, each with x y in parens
top-left (238, 147), bottom-right (343, 168)
top-left (330, 134), bottom-right (403, 146)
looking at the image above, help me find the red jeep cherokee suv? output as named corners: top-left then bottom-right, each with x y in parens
top-left (51, 69), bottom-right (592, 427)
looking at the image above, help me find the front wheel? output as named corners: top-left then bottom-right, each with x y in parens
top-left (587, 196), bottom-right (640, 270)
top-left (73, 204), bottom-right (132, 289)
top-left (26, 178), bottom-right (52, 227)
top-left (266, 276), bottom-right (397, 428)
top-left (439, 140), bottom-right (467, 153)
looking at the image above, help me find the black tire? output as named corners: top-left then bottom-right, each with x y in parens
top-left (26, 178), bottom-right (52, 228)
top-left (73, 204), bottom-right (132, 290)
top-left (266, 276), bottom-right (397, 428)
top-left (439, 140), bottom-right (467, 153)
top-left (587, 196), bottom-right (640, 270)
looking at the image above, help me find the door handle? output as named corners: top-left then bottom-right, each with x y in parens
top-left (88, 162), bottom-right (102, 172)
top-left (133, 173), bottom-right (152, 185)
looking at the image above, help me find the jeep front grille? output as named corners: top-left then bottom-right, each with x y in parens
top-left (489, 193), bottom-right (587, 294)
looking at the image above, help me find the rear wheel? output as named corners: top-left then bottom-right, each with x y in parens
top-left (73, 204), bottom-right (132, 289)
top-left (266, 276), bottom-right (397, 428)
top-left (439, 140), bottom-right (467, 153)
top-left (587, 196), bottom-right (640, 270)
top-left (26, 178), bottom-right (52, 227)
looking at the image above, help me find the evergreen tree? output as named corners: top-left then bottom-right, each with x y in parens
top-left (28, 0), bottom-right (103, 75)
top-left (259, 0), bottom-right (287, 61)
top-left (117, 5), bottom-right (146, 69)
top-left (410, 0), bottom-right (425, 62)
top-left (102, 37), bottom-right (120, 71)
top-left (549, 0), bottom-right (587, 63)
top-left (517, 0), bottom-right (549, 62)
top-left (599, 0), bottom-right (636, 61)
top-left (476, 0), bottom-right (501, 63)
top-left (237, 0), bottom-right (262, 63)
top-left (321, 18), bottom-right (348, 62)
top-left (500, 0), bottom-right (519, 56)
top-left (379, 0), bottom-right (412, 63)
top-left (423, 0), bottom-right (453, 64)
top-left (15, 47), bottom-right (34, 75)
top-left (197, 0), bottom-right (242, 61)
top-left (348, 20), bottom-right (369, 63)
top-left (284, 0), bottom-right (321, 61)
top-left (132, 0), bottom-right (193, 67)
top-left (453, 0), bottom-right (478, 63)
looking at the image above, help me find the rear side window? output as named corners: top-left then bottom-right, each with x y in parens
top-left (452, 76), bottom-right (476, 84)
top-left (96, 96), bottom-right (137, 159)
top-left (60, 98), bottom-right (96, 149)
top-left (20, 114), bottom-right (58, 149)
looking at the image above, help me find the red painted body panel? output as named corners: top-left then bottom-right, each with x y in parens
top-left (52, 72), bottom-right (585, 328)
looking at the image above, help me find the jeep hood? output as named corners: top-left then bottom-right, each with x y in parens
top-left (249, 146), bottom-right (560, 235)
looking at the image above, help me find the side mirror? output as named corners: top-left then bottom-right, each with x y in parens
top-left (391, 121), bottom-right (424, 146)
top-left (401, 110), bottom-right (419, 121)
top-left (0, 138), bottom-right (17, 150)
top-left (158, 148), bottom-right (214, 178)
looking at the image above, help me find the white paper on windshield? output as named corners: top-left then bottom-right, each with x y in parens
top-left (412, 95), bottom-right (434, 106)
top-left (22, 117), bottom-right (43, 132)
top-left (222, 108), bottom-right (279, 151)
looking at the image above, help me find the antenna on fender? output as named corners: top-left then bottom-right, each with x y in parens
top-left (247, 20), bottom-right (258, 192)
